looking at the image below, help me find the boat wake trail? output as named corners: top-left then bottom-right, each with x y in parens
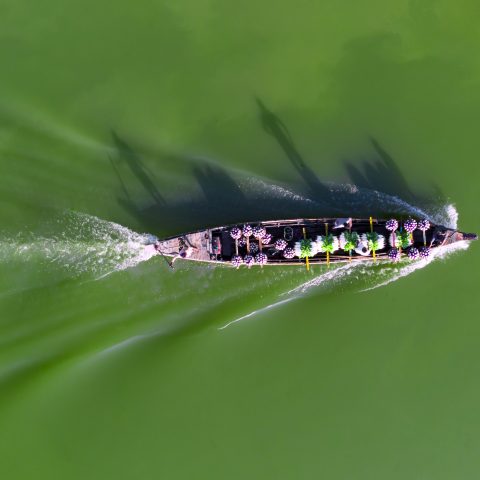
top-left (281, 197), bottom-right (462, 298)
top-left (284, 239), bottom-right (469, 297)
top-left (320, 180), bottom-right (457, 229)
top-left (241, 174), bottom-right (458, 229)
top-left (241, 177), bottom-right (316, 205)
top-left (218, 184), bottom-right (467, 329)
top-left (218, 298), bottom-right (295, 330)
top-left (359, 240), bottom-right (469, 292)
top-left (219, 238), bottom-right (469, 330)
top-left (0, 211), bottom-right (157, 279)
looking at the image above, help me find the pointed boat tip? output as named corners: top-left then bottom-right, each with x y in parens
top-left (462, 232), bottom-right (478, 241)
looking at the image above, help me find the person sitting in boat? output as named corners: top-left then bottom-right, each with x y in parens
top-left (168, 238), bottom-right (197, 266)
top-left (333, 217), bottom-right (352, 229)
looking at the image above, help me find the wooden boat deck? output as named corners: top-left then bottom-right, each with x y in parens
top-left (152, 217), bottom-right (475, 267)
top-left (157, 230), bottom-right (212, 262)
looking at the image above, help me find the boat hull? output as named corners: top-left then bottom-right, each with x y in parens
top-left (152, 217), bottom-right (475, 267)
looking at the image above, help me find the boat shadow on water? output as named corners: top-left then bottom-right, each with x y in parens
top-left (344, 136), bottom-right (446, 207)
top-left (110, 133), bottom-right (327, 235)
top-left (255, 97), bottom-right (333, 204)
top-left (255, 97), bottom-right (446, 211)
top-left (110, 102), bottom-right (447, 236)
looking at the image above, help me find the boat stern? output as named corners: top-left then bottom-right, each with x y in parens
top-left (459, 231), bottom-right (478, 241)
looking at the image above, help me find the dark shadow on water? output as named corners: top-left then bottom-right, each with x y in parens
top-left (255, 97), bottom-right (333, 204)
top-left (111, 131), bottom-right (165, 207)
top-left (344, 137), bottom-right (415, 203)
top-left (109, 132), bottom-right (323, 236)
top-left (255, 97), bottom-right (445, 215)
top-left (192, 164), bottom-right (245, 206)
top-left (343, 136), bottom-right (446, 207)
top-left (110, 101), bottom-right (446, 235)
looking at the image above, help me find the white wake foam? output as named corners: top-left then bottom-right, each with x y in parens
top-left (360, 239), bottom-right (469, 291)
top-left (218, 297), bottom-right (294, 330)
top-left (241, 175), bottom-right (458, 229)
top-left (326, 181), bottom-right (458, 228)
top-left (240, 177), bottom-right (317, 204)
top-left (284, 262), bottom-right (365, 295)
top-left (0, 211), bottom-right (158, 278)
top-left (219, 237), bottom-right (469, 330)
top-left (217, 183), bottom-right (466, 329)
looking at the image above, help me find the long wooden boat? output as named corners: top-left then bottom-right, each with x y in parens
top-left (150, 217), bottom-right (477, 268)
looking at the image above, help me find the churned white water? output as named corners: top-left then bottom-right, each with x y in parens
top-left (0, 211), bottom-right (158, 278)
top-left (0, 181), bottom-right (466, 303)
top-left (218, 182), bottom-right (467, 329)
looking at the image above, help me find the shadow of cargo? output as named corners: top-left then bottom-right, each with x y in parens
top-left (109, 131), bottom-right (322, 236)
top-left (110, 99), bottom-right (446, 235)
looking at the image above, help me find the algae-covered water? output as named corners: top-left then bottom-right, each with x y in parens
top-left (1, 1), bottom-right (479, 479)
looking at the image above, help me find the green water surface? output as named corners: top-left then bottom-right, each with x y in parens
top-left (1, 1), bottom-right (479, 479)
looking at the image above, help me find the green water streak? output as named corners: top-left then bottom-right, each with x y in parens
top-left (1, 1), bottom-right (479, 479)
